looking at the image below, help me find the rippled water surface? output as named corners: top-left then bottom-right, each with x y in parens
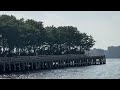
top-left (0, 59), bottom-right (120, 79)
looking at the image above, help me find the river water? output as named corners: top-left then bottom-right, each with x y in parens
top-left (0, 59), bottom-right (120, 79)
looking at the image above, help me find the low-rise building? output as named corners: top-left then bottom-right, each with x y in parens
top-left (87, 48), bottom-right (105, 56)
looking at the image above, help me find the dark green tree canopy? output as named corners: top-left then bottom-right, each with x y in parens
top-left (0, 14), bottom-right (95, 57)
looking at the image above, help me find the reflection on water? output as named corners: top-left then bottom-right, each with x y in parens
top-left (0, 59), bottom-right (120, 79)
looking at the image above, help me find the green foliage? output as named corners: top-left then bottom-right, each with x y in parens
top-left (0, 14), bottom-right (95, 56)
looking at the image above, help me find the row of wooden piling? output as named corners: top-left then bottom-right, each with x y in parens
top-left (0, 55), bottom-right (106, 74)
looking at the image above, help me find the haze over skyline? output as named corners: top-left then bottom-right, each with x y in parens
top-left (0, 11), bottom-right (120, 50)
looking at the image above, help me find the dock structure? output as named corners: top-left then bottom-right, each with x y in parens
top-left (0, 54), bottom-right (106, 74)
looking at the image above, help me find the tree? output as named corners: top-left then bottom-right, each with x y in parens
top-left (0, 14), bottom-right (95, 56)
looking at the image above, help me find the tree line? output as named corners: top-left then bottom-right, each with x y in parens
top-left (0, 14), bottom-right (95, 57)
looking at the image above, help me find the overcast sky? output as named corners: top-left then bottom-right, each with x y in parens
top-left (0, 11), bottom-right (120, 50)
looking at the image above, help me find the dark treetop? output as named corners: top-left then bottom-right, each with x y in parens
top-left (0, 14), bottom-right (95, 57)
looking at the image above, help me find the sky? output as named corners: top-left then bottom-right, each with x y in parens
top-left (0, 11), bottom-right (120, 50)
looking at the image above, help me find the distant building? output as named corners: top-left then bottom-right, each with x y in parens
top-left (88, 48), bottom-right (105, 56)
top-left (104, 50), bottom-right (109, 58)
top-left (85, 46), bottom-right (120, 58)
top-left (107, 46), bottom-right (120, 58)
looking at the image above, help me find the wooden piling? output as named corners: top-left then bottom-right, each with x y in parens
top-left (9, 63), bottom-right (11, 71)
top-left (18, 63), bottom-right (21, 71)
top-left (3, 63), bottom-right (5, 72)
top-left (23, 63), bottom-right (25, 71)
top-left (14, 63), bottom-right (16, 71)
top-left (0, 55), bottom-right (106, 74)
top-left (31, 62), bottom-right (33, 70)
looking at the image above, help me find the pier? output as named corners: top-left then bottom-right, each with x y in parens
top-left (0, 55), bottom-right (106, 74)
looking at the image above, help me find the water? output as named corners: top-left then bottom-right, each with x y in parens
top-left (0, 59), bottom-right (120, 79)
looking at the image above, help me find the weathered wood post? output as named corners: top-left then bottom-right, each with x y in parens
top-left (59, 60), bottom-right (61, 68)
top-left (9, 63), bottom-right (11, 72)
top-left (85, 59), bottom-right (87, 65)
top-left (51, 61), bottom-right (53, 69)
top-left (14, 63), bottom-right (16, 71)
top-left (79, 59), bottom-right (81, 66)
top-left (18, 63), bottom-right (21, 71)
top-left (69, 60), bottom-right (72, 67)
top-left (89, 59), bottom-right (92, 65)
top-left (90, 59), bottom-right (92, 65)
top-left (78, 59), bottom-right (80, 66)
top-left (48, 61), bottom-right (51, 69)
top-left (72, 60), bottom-right (73, 66)
top-left (52, 61), bottom-right (55, 68)
top-left (63, 60), bottom-right (65, 67)
top-left (82, 59), bottom-right (84, 66)
top-left (86, 59), bottom-right (87, 66)
top-left (75, 59), bottom-right (77, 66)
top-left (92, 59), bottom-right (94, 65)
top-left (56, 60), bottom-right (58, 68)
top-left (46, 61), bottom-right (48, 69)
top-left (88, 58), bottom-right (90, 65)
top-left (35, 62), bottom-right (37, 70)
top-left (87, 59), bottom-right (89, 65)
top-left (100, 59), bottom-right (102, 64)
top-left (61, 60), bottom-right (63, 68)
top-left (47, 61), bottom-right (49, 69)
top-left (74, 59), bottom-right (76, 66)
top-left (95, 59), bottom-right (97, 65)
top-left (89, 59), bottom-right (91, 65)
top-left (56, 61), bottom-right (58, 68)
top-left (23, 63), bottom-right (25, 71)
top-left (67, 60), bottom-right (69, 67)
top-left (93, 59), bottom-right (95, 65)
top-left (81, 59), bottom-right (83, 66)
top-left (77, 59), bottom-right (79, 66)
top-left (68, 60), bottom-right (70, 67)
top-left (3, 63), bottom-right (5, 72)
top-left (42, 62), bottom-right (45, 69)
top-left (51, 61), bottom-right (53, 68)
top-left (38, 62), bottom-right (41, 69)
top-left (31, 62), bottom-right (33, 70)
top-left (103, 56), bottom-right (106, 64)
top-left (58, 59), bottom-right (61, 68)
top-left (61, 60), bottom-right (64, 67)
top-left (65, 60), bottom-right (67, 67)
top-left (70, 60), bottom-right (72, 66)
top-left (27, 62), bottom-right (29, 70)
top-left (55, 61), bottom-right (57, 68)
top-left (57, 60), bottom-right (59, 68)
top-left (82, 59), bottom-right (85, 66)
